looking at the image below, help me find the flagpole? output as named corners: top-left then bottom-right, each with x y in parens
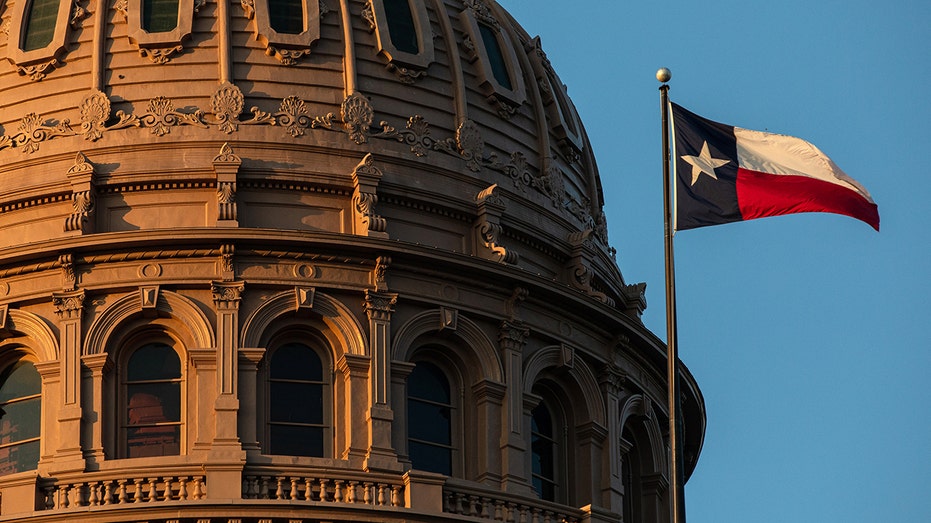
top-left (658, 67), bottom-right (686, 523)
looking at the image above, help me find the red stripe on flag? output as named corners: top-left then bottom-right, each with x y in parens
top-left (736, 168), bottom-right (880, 230)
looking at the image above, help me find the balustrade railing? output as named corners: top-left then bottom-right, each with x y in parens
top-left (40, 473), bottom-right (206, 510)
top-left (443, 482), bottom-right (581, 523)
top-left (242, 472), bottom-right (403, 507)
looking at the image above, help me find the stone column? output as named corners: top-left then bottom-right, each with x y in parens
top-left (51, 288), bottom-right (85, 473)
top-left (80, 352), bottom-right (112, 467)
top-left (237, 348), bottom-right (265, 457)
top-left (362, 289), bottom-right (400, 472)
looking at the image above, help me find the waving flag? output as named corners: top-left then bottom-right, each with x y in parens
top-left (671, 103), bottom-right (879, 231)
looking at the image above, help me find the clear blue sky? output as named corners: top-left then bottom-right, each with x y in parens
top-left (500, 1), bottom-right (930, 521)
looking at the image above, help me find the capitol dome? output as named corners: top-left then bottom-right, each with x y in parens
top-left (0, 0), bottom-right (704, 521)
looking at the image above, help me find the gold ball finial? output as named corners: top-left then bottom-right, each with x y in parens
top-left (656, 67), bottom-right (672, 83)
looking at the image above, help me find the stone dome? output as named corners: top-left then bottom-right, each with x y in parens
top-left (0, 0), bottom-right (627, 301)
top-left (0, 1), bottom-right (704, 521)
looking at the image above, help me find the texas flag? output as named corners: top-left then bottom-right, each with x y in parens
top-left (671, 103), bottom-right (879, 231)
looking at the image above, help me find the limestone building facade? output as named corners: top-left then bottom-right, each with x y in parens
top-left (0, 0), bottom-right (704, 522)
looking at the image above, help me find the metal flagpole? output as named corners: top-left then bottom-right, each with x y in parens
top-left (657, 67), bottom-right (686, 523)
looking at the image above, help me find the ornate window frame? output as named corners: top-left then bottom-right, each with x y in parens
top-left (121, 0), bottom-right (200, 63)
top-left (458, 3), bottom-right (526, 117)
top-left (364, 0), bottom-right (434, 82)
top-left (542, 70), bottom-right (584, 160)
top-left (241, 0), bottom-right (321, 65)
top-left (3, 0), bottom-right (74, 80)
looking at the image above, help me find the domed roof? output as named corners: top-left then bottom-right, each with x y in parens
top-left (0, 0), bottom-right (641, 312)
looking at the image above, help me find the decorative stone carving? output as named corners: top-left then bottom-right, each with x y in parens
top-left (504, 287), bottom-right (528, 323)
top-left (566, 229), bottom-right (613, 305)
top-left (351, 154), bottom-right (388, 237)
top-left (295, 286), bottom-right (315, 310)
top-left (140, 285), bottom-right (160, 317)
top-left (439, 307), bottom-right (458, 331)
top-left (211, 82), bottom-right (245, 134)
top-left (58, 254), bottom-right (77, 291)
top-left (374, 256), bottom-right (390, 292)
top-left (80, 91), bottom-right (111, 141)
top-left (53, 289), bottom-right (85, 318)
top-left (342, 92), bottom-right (375, 144)
top-left (621, 282), bottom-right (648, 318)
top-left (12, 113), bottom-right (75, 154)
top-left (219, 244), bottom-right (235, 281)
top-left (474, 184), bottom-right (517, 264)
top-left (212, 280), bottom-right (244, 304)
top-left (363, 290), bottom-right (398, 322)
top-left (136, 96), bottom-right (209, 136)
top-left (213, 143), bottom-right (241, 226)
top-left (64, 152), bottom-right (96, 233)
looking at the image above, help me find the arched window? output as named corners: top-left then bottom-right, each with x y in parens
top-left (268, 0), bottom-right (304, 34)
top-left (530, 400), bottom-right (559, 501)
top-left (266, 342), bottom-right (328, 457)
top-left (0, 359), bottom-right (40, 475)
top-left (407, 361), bottom-right (454, 475)
top-left (142, 0), bottom-right (180, 33)
top-left (21, 0), bottom-right (60, 51)
top-left (123, 342), bottom-right (182, 458)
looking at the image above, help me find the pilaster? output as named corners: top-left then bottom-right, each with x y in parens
top-left (362, 286), bottom-right (400, 472)
top-left (210, 279), bottom-right (245, 459)
top-left (51, 288), bottom-right (85, 473)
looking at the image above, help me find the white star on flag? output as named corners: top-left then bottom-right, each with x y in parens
top-left (681, 141), bottom-right (730, 185)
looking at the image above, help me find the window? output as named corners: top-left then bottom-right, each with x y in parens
top-left (477, 22), bottom-right (511, 90)
top-left (266, 342), bottom-right (328, 457)
top-left (21, 0), bottom-right (60, 51)
top-left (0, 360), bottom-right (40, 475)
top-left (123, 343), bottom-right (182, 458)
top-left (530, 400), bottom-right (558, 501)
top-left (407, 361), bottom-right (453, 475)
top-left (142, 0), bottom-right (179, 33)
top-left (268, 0), bottom-right (304, 35)
top-left (383, 0), bottom-right (418, 54)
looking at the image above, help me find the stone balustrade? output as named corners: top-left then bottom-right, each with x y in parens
top-left (40, 473), bottom-right (206, 510)
top-left (242, 471), bottom-right (404, 507)
top-left (443, 481), bottom-right (582, 523)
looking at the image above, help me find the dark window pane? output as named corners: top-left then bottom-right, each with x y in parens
top-left (384, 0), bottom-right (418, 54)
top-left (408, 440), bottom-right (451, 475)
top-left (407, 362), bottom-right (450, 403)
top-left (22, 0), bottom-right (59, 51)
top-left (269, 0), bottom-right (304, 35)
top-left (0, 440), bottom-right (40, 475)
top-left (478, 22), bottom-right (512, 90)
top-left (407, 399), bottom-right (451, 444)
top-left (143, 0), bottom-right (179, 33)
top-left (531, 402), bottom-right (557, 501)
top-left (127, 384), bottom-right (181, 424)
top-left (0, 362), bottom-right (40, 403)
top-left (0, 398), bottom-right (41, 440)
top-left (269, 424), bottom-right (323, 457)
top-left (533, 476), bottom-right (556, 502)
top-left (127, 343), bottom-right (181, 381)
top-left (270, 343), bottom-right (322, 381)
top-left (269, 382), bottom-right (323, 424)
top-left (126, 424), bottom-right (180, 458)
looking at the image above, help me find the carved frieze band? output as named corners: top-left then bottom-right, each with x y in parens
top-left (0, 84), bottom-right (604, 244)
